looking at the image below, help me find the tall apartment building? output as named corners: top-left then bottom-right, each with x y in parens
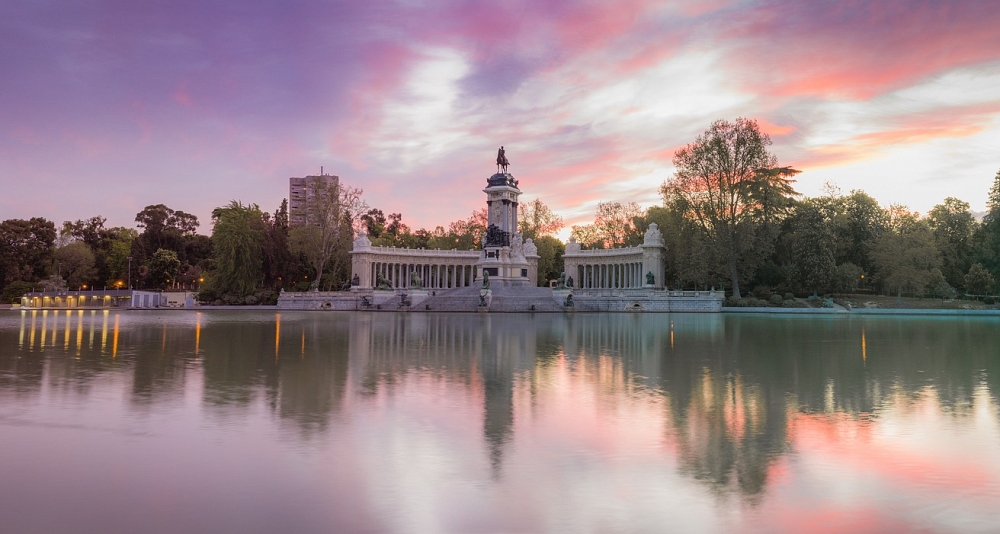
top-left (289, 174), bottom-right (339, 226)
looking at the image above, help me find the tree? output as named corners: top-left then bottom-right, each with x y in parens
top-left (927, 197), bottom-right (977, 289)
top-left (0, 217), bottom-right (57, 284)
top-left (105, 228), bottom-right (137, 287)
top-left (964, 263), bottom-right (995, 296)
top-left (594, 201), bottom-right (643, 247)
top-left (147, 249), bottom-right (181, 289)
top-left (569, 224), bottom-right (604, 249)
top-left (518, 199), bottom-right (564, 240)
top-left (290, 182), bottom-right (367, 290)
top-left (534, 235), bottom-right (565, 286)
top-left (210, 201), bottom-right (266, 297)
top-left (833, 190), bottom-right (888, 273)
top-left (361, 209), bottom-right (387, 239)
top-left (2, 281), bottom-right (33, 304)
top-left (786, 200), bottom-right (836, 294)
top-left (261, 199), bottom-right (292, 290)
top-left (55, 242), bottom-right (98, 288)
top-left (134, 204), bottom-right (200, 260)
top-left (976, 169), bottom-right (1000, 280)
top-left (871, 213), bottom-right (940, 297)
top-left (831, 262), bottom-right (864, 293)
top-left (662, 118), bottom-right (797, 298)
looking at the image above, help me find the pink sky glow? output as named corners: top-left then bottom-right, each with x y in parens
top-left (2, 0), bottom-right (1000, 235)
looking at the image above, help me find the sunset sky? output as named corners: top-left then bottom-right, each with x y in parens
top-left (3, 0), bottom-right (1000, 235)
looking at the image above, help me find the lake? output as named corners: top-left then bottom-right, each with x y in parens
top-left (1, 310), bottom-right (999, 533)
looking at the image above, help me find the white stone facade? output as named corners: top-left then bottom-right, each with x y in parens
top-left (350, 233), bottom-right (480, 289)
top-left (562, 223), bottom-right (667, 289)
top-left (350, 171), bottom-right (540, 290)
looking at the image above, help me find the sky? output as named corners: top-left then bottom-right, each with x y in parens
top-left (3, 0), bottom-right (1000, 237)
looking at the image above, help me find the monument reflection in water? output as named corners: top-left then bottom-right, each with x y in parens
top-left (1, 310), bottom-right (999, 533)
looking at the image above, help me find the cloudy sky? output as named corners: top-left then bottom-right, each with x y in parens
top-left (3, 0), bottom-right (1000, 235)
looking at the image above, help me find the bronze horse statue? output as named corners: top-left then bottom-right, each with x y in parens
top-left (496, 146), bottom-right (510, 174)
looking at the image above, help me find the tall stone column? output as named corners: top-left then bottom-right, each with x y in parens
top-left (640, 223), bottom-right (666, 288)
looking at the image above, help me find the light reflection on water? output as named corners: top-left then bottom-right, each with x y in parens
top-left (0, 310), bottom-right (999, 533)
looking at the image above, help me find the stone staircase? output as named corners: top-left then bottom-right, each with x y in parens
top-left (419, 285), bottom-right (568, 312)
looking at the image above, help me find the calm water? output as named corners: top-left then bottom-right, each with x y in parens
top-left (1, 310), bottom-right (999, 533)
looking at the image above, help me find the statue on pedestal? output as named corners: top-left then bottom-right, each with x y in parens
top-left (646, 271), bottom-right (655, 286)
top-left (496, 146), bottom-right (510, 174)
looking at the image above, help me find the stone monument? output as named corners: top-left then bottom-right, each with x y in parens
top-left (477, 147), bottom-right (539, 287)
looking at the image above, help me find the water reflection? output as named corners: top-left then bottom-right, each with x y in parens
top-left (1, 311), bottom-right (999, 532)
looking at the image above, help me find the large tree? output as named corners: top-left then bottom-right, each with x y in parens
top-left (871, 211), bottom-right (941, 297)
top-left (147, 248), bottom-right (182, 289)
top-left (786, 200), bottom-right (837, 295)
top-left (976, 169), bottom-right (1000, 280)
top-left (0, 217), bottom-right (57, 284)
top-left (662, 118), bottom-right (797, 298)
top-left (927, 197), bottom-right (977, 290)
top-left (54, 241), bottom-right (98, 289)
top-left (289, 181), bottom-right (367, 290)
top-left (210, 201), bottom-right (266, 297)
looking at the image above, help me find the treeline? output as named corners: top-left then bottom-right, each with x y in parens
top-left (4, 117), bottom-right (998, 304)
top-left (0, 184), bottom-right (569, 305)
top-left (571, 119), bottom-right (1000, 301)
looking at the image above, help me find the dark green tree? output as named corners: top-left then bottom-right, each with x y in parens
top-left (55, 242), bottom-right (98, 288)
top-left (786, 200), bottom-right (836, 294)
top-left (0, 217), bottom-right (57, 284)
top-left (976, 169), bottom-right (1000, 280)
top-left (210, 201), bottom-right (266, 297)
top-left (147, 248), bottom-right (181, 289)
top-left (964, 263), bottom-right (995, 297)
top-left (871, 211), bottom-right (940, 297)
top-left (927, 197), bottom-right (977, 290)
top-left (533, 235), bottom-right (565, 286)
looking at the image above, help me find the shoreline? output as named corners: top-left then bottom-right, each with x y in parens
top-left (5, 305), bottom-right (1000, 316)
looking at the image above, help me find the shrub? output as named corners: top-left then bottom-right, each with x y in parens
top-left (784, 292), bottom-right (795, 301)
top-left (2, 281), bottom-right (34, 304)
top-left (243, 294), bottom-right (259, 305)
top-left (724, 296), bottom-right (741, 307)
top-left (752, 298), bottom-right (769, 307)
top-left (223, 294), bottom-right (241, 305)
top-left (769, 294), bottom-right (784, 306)
top-left (984, 296), bottom-right (996, 305)
top-left (782, 299), bottom-right (808, 308)
top-left (256, 291), bottom-right (279, 306)
top-left (751, 285), bottom-right (772, 300)
top-left (736, 299), bottom-right (750, 307)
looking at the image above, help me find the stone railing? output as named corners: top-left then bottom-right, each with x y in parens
top-left (358, 246), bottom-right (480, 258)
top-left (563, 246), bottom-right (643, 258)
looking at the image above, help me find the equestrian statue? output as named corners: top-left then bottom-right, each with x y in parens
top-left (496, 146), bottom-right (510, 174)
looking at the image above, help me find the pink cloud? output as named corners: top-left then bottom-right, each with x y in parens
top-left (723, 1), bottom-right (1000, 99)
top-left (795, 101), bottom-right (1000, 169)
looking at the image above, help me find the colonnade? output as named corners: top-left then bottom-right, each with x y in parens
top-left (369, 261), bottom-right (477, 289)
top-left (575, 261), bottom-right (646, 289)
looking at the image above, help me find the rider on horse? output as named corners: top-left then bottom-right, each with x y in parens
top-left (496, 146), bottom-right (510, 174)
